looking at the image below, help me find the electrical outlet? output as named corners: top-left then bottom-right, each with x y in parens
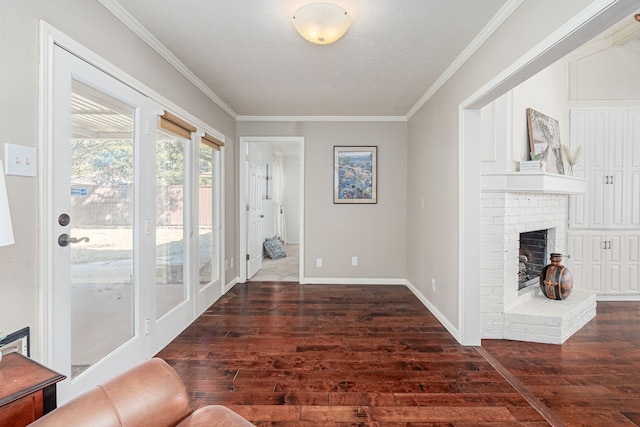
top-left (352, 256), bottom-right (358, 266)
top-left (316, 258), bottom-right (323, 268)
top-left (225, 259), bottom-right (229, 270)
top-left (432, 278), bottom-right (436, 292)
top-left (230, 257), bottom-right (234, 268)
top-left (420, 197), bottom-right (425, 209)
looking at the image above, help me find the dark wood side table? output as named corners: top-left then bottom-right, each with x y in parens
top-left (0, 353), bottom-right (65, 426)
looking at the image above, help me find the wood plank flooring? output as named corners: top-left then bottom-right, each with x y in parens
top-left (156, 283), bottom-right (640, 426)
top-left (482, 301), bottom-right (640, 427)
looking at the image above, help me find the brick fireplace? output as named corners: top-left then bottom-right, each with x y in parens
top-left (480, 188), bottom-right (596, 344)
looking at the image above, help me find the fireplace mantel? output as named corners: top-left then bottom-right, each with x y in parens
top-left (481, 172), bottom-right (586, 194)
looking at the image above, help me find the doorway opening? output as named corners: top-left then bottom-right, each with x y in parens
top-left (238, 137), bottom-right (305, 283)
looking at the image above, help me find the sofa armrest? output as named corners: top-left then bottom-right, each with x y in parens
top-left (31, 358), bottom-right (193, 427)
top-left (29, 386), bottom-right (122, 427)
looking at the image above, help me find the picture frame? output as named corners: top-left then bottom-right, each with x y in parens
top-left (526, 108), bottom-right (565, 174)
top-left (334, 146), bottom-right (377, 204)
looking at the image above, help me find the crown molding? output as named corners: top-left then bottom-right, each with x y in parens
top-left (98, 0), bottom-right (238, 120)
top-left (99, 0), bottom-right (523, 123)
top-left (406, 0), bottom-right (525, 119)
top-left (236, 115), bottom-right (407, 122)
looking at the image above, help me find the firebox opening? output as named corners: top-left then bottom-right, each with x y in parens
top-left (518, 229), bottom-right (548, 290)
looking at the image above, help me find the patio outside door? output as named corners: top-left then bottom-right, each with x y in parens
top-left (50, 46), bottom-right (157, 401)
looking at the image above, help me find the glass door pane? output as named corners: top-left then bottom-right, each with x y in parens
top-left (70, 81), bottom-right (135, 378)
top-left (198, 143), bottom-right (219, 287)
top-left (156, 130), bottom-right (187, 318)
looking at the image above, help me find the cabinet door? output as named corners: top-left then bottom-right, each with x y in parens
top-left (605, 233), bottom-right (623, 293)
top-left (622, 233), bottom-right (640, 294)
top-left (588, 110), bottom-right (608, 228)
top-left (607, 111), bottom-right (626, 228)
top-left (628, 111), bottom-right (640, 228)
top-left (569, 110), bottom-right (589, 228)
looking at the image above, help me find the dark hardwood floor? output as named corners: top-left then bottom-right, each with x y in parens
top-left (156, 283), bottom-right (640, 426)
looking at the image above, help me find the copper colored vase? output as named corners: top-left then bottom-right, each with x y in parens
top-left (539, 253), bottom-right (573, 300)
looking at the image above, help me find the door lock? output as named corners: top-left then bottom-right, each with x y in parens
top-left (58, 213), bottom-right (71, 226)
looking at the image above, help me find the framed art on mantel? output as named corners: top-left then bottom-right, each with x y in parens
top-left (334, 146), bottom-right (377, 204)
top-left (526, 108), bottom-right (565, 175)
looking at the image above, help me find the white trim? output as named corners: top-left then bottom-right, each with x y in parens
top-left (568, 101), bottom-right (640, 109)
top-left (238, 136), bottom-right (305, 284)
top-left (38, 21), bottom-right (229, 367)
top-left (405, 0), bottom-right (525, 119)
top-left (96, 0), bottom-right (523, 122)
top-left (458, 0), bottom-right (637, 346)
top-left (405, 281), bottom-right (462, 343)
top-left (459, 108), bottom-right (482, 346)
top-left (38, 22), bottom-right (56, 365)
top-left (97, 0), bottom-right (237, 120)
top-left (461, 0), bottom-right (633, 110)
top-left (237, 116), bottom-right (407, 122)
top-left (40, 23), bottom-right (226, 143)
top-left (303, 278), bottom-right (407, 285)
top-left (597, 294), bottom-right (640, 301)
top-left (224, 276), bottom-right (240, 293)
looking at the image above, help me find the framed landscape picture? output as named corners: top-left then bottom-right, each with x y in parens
top-left (526, 108), bottom-right (564, 174)
top-left (334, 146), bottom-right (377, 204)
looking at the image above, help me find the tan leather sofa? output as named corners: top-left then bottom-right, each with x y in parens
top-left (30, 358), bottom-right (254, 427)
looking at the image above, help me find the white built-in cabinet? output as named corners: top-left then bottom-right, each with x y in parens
top-left (568, 230), bottom-right (639, 295)
top-left (568, 104), bottom-right (640, 297)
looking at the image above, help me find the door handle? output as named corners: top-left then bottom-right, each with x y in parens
top-left (259, 214), bottom-right (265, 218)
top-left (58, 234), bottom-right (90, 247)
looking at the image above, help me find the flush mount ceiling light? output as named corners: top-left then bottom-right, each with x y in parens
top-left (292, 2), bottom-right (351, 45)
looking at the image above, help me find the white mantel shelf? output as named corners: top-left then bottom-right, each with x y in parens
top-left (481, 172), bottom-right (586, 194)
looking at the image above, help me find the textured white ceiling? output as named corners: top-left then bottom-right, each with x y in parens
top-left (109, 0), bottom-right (512, 117)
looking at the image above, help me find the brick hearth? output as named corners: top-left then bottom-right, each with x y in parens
top-left (480, 190), bottom-right (596, 343)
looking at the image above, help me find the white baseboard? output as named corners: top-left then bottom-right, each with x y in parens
top-left (596, 294), bottom-right (640, 301)
top-left (221, 276), bottom-right (462, 344)
top-left (224, 276), bottom-right (240, 293)
top-left (405, 280), bottom-right (462, 344)
top-left (302, 277), bottom-right (406, 285)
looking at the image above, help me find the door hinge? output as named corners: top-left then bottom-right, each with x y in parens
top-left (246, 155), bottom-right (250, 162)
top-left (246, 254), bottom-right (250, 261)
top-left (145, 318), bottom-right (151, 335)
top-left (246, 204), bottom-right (250, 211)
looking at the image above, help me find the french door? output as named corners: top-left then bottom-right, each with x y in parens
top-left (48, 45), bottom-right (221, 402)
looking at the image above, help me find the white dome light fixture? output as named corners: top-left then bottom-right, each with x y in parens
top-left (292, 3), bottom-right (351, 45)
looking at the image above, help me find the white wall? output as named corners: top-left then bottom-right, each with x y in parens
top-left (481, 59), bottom-right (569, 175)
top-left (283, 155), bottom-right (301, 244)
top-left (0, 0), bottom-right (235, 360)
top-left (570, 44), bottom-right (640, 101)
top-left (237, 121), bottom-right (407, 280)
top-left (406, 0), bottom-right (604, 333)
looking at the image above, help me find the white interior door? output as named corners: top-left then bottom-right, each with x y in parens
top-left (247, 146), bottom-right (263, 279)
top-left (51, 46), bottom-right (157, 401)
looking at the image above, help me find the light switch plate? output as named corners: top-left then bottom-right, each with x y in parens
top-left (5, 144), bottom-right (37, 177)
